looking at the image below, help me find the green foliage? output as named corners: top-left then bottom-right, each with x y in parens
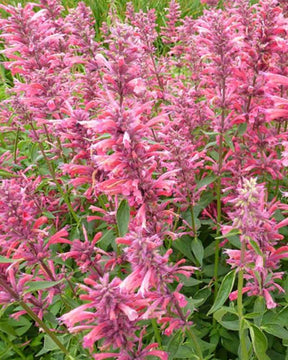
top-left (116, 199), bottom-right (130, 237)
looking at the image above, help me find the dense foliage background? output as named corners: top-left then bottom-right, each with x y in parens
top-left (0, 0), bottom-right (288, 359)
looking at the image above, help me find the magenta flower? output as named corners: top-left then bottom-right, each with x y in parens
top-left (61, 274), bottom-right (145, 351)
top-left (224, 177), bottom-right (288, 308)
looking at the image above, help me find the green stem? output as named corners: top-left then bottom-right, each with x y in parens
top-left (29, 121), bottom-right (79, 225)
top-left (0, 332), bottom-right (26, 360)
top-left (0, 277), bottom-right (73, 359)
top-left (19, 301), bottom-right (74, 359)
top-left (13, 127), bottom-right (20, 163)
top-left (174, 302), bottom-right (203, 360)
top-left (43, 123), bottom-right (52, 144)
top-left (214, 167), bottom-right (222, 299)
top-left (237, 240), bottom-right (249, 360)
top-left (190, 202), bottom-right (198, 241)
top-left (151, 319), bottom-right (162, 350)
top-left (57, 136), bottom-right (68, 163)
top-left (186, 327), bottom-right (204, 360)
top-left (214, 68), bottom-right (226, 298)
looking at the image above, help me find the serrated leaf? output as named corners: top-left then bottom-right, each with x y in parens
top-left (116, 199), bottom-right (130, 237)
top-left (36, 335), bottom-right (59, 356)
top-left (249, 324), bottom-right (270, 360)
top-left (207, 270), bottom-right (236, 315)
top-left (196, 175), bottom-right (217, 190)
top-left (24, 280), bottom-right (64, 294)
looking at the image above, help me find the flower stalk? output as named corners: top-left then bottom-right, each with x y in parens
top-left (237, 240), bottom-right (249, 360)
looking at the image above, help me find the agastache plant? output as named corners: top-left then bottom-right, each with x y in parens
top-left (223, 177), bottom-right (288, 359)
top-left (0, 0), bottom-right (288, 359)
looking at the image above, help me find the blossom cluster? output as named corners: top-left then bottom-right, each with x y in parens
top-left (0, 0), bottom-right (288, 358)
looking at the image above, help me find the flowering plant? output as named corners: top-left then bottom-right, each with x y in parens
top-left (0, 0), bottom-right (288, 359)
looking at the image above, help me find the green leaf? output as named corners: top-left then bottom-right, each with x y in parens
top-left (194, 286), bottom-right (212, 306)
top-left (207, 270), bottom-right (236, 315)
top-left (167, 330), bottom-right (183, 360)
top-left (224, 133), bottom-right (235, 151)
top-left (191, 238), bottom-right (204, 265)
top-left (250, 240), bottom-right (263, 256)
top-left (215, 229), bottom-right (240, 240)
top-left (262, 324), bottom-right (288, 340)
top-left (214, 308), bottom-right (239, 331)
top-left (98, 228), bottom-right (115, 250)
top-left (29, 143), bottom-right (39, 163)
top-left (174, 345), bottom-right (198, 359)
top-left (182, 210), bottom-right (201, 230)
top-left (222, 336), bottom-right (239, 355)
top-left (14, 321), bottom-right (32, 336)
top-left (0, 170), bottom-right (18, 179)
top-left (200, 130), bottom-right (220, 136)
top-left (205, 141), bottom-right (218, 152)
top-left (42, 211), bottom-right (55, 219)
top-left (116, 199), bottom-right (130, 237)
top-left (229, 235), bottom-right (241, 249)
top-left (196, 175), bottom-right (217, 190)
top-left (178, 275), bottom-right (202, 287)
top-left (36, 335), bottom-right (63, 356)
top-left (173, 236), bottom-right (194, 261)
top-left (24, 280), bottom-right (64, 294)
top-left (0, 320), bottom-right (17, 337)
top-left (253, 296), bottom-right (265, 326)
top-left (7, 316), bottom-right (31, 337)
top-left (238, 122), bottom-right (247, 136)
top-left (249, 324), bottom-right (270, 360)
top-left (203, 263), bottom-right (228, 277)
top-left (0, 255), bottom-right (19, 263)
